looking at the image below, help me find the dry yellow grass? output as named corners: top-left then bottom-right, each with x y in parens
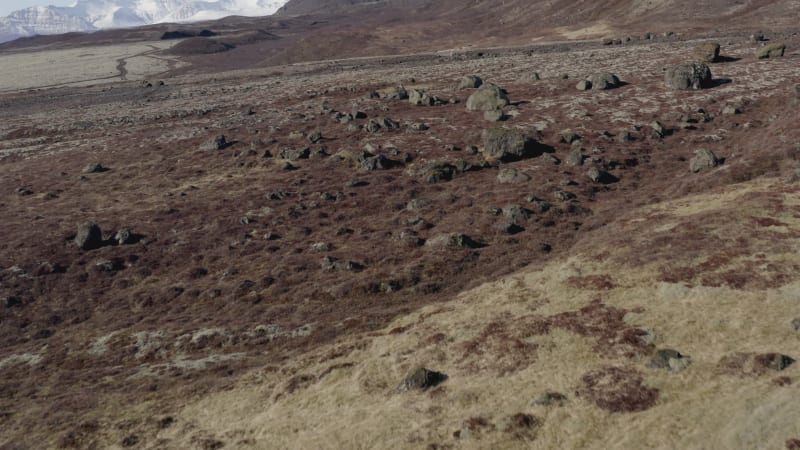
top-left (148, 177), bottom-right (800, 449)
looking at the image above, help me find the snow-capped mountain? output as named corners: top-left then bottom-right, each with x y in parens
top-left (0, 0), bottom-right (287, 43)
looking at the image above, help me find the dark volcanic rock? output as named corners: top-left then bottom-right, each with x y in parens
top-left (665, 63), bottom-right (713, 90)
top-left (16, 186), bottom-right (33, 196)
top-left (397, 367), bottom-right (447, 392)
top-left (482, 127), bottom-right (534, 162)
top-left (114, 228), bottom-right (134, 245)
top-left (587, 72), bottom-right (621, 90)
top-left (95, 258), bottom-right (125, 272)
top-left (425, 233), bottom-right (482, 249)
top-left (586, 167), bottom-right (617, 184)
top-left (689, 149), bottom-right (720, 172)
top-left (75, 222), bottom-right (103, 251)
top-left (279, 147), bottom-right (311, 160)
top-left (497, 168), bottom-right (531, 184)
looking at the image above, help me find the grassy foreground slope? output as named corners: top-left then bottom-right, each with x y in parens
top-left (169, 176), bottom-right (800, 449)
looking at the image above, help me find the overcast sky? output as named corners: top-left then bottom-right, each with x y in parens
top-left (0, 1), bottom-right (75, 16)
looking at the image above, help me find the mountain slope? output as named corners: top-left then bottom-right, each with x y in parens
top-left (0, 0), bottom-right (287, 43)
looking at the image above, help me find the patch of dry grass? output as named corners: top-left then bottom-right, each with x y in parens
top-left (159, 177), bottom-right (800, 449)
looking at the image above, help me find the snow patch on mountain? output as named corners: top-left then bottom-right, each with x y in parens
top-left (0, 0), bottom-right (288, 43)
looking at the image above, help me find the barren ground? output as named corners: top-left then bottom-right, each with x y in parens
top-left (1, 26), bottom-right (800, 450)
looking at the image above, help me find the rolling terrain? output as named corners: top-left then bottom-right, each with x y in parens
top-left (1, 0), bottom-right (800, 449)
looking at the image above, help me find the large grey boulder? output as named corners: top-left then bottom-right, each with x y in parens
top-left (693, 42), bottom-right (720, 63)
top-left (482, 126), bottom-right (533, 162)
top-left (466, 83), bottom-right (510, 111)
top-left (665, 63), bottom-right (713, 90)
top-left (497, 168), bottom-right (531, 184)
top-left (75, 222), bottom-right (103, 250)
top-left (690, 149), bottom-right (720, 172)
top-left (587, 72), bottom-right (621, 90)
top-left (756, 43), bottom-right (786, 59)
top-left (408, 89), bottom-right (433, 106)
top-left (458, 75), bottom-right (483, 89)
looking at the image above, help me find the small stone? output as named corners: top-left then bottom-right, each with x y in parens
top-left (347, 179), bottom-right (369, 187)
top-left (531, 391), bottom-right (567, 407)
top-left (648, 349), bottom-right (691, 372)
top-left (309, 242), bottom-right (331, 252)
top-left (790, 318), bottom-right (800, 331)
top-left (541, 154), bottom-right (560, 165)
top-left (650, 121), bottom-right (665, 135)
top-left (16, 186), bottom-right (33, 196)
top-left (307, 130), bottom-right (323, 143)
top-left (95, 258), bottom-right (125, 272)
top-left (199, 135), bottom-right (228, 150)
top-left (396, 367), bottom-right (447, 392)
top-left (82, 163), bottom-right (108, 174)
top-left (586, 167), bottom-right (612, 183)
top-left (380, 280), bottom-right (402, 292)
top-left (425, 233), bottom-right (482, 249)
top-left (552, 190), bottom-right (575, 201)
top-left (560, 130), bottom-right (580, 144)
top-left (279, 147), bottom-right (310, 161)
top-left (576, 80), bottom-right (592, 91)
top-left (114, 228), bottom-right (134, 245)
top-left (565, 149), bottom-right (584, 166)
top-left (497, 168), bottom-right (531, 184)
top-left (722, 106), bottom-right (740, 115)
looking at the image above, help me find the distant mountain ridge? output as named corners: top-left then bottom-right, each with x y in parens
top-left (0, 0), bottom-right (288, 43)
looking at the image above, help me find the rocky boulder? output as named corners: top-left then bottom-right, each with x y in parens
top-left (693, 42), bottom-right (720, 63)
top-left (665, 63), bottom-right (713, 90)
top-left (497, 168), bottom-right (531, 184)
top-left (587, 72), bottom-right (621, 90)
top-left (409, 89), bottom-right (435, 106)
top-left (466, 84), bottom-right (510, 112)
top-left (82, 163), bottom-right (108, 174)
top-left (458, 75), bottom-right (483, 89)
top-left (690, 149), bottom-right (720, 172)
top-left (75, 222), bottom-right (103, 250)
top-left (199, 135), bottom-right (229, 150)
top-left (756, 43), bottom-right (786, 59)
top-left (647, 349), bottom-right (691, 372)
top-left (425, 233), bottom-right (482, 249)
top-left (397, 367), bottom-right (447, 392)
top-left (482, 126), bottom-right (534, 162)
